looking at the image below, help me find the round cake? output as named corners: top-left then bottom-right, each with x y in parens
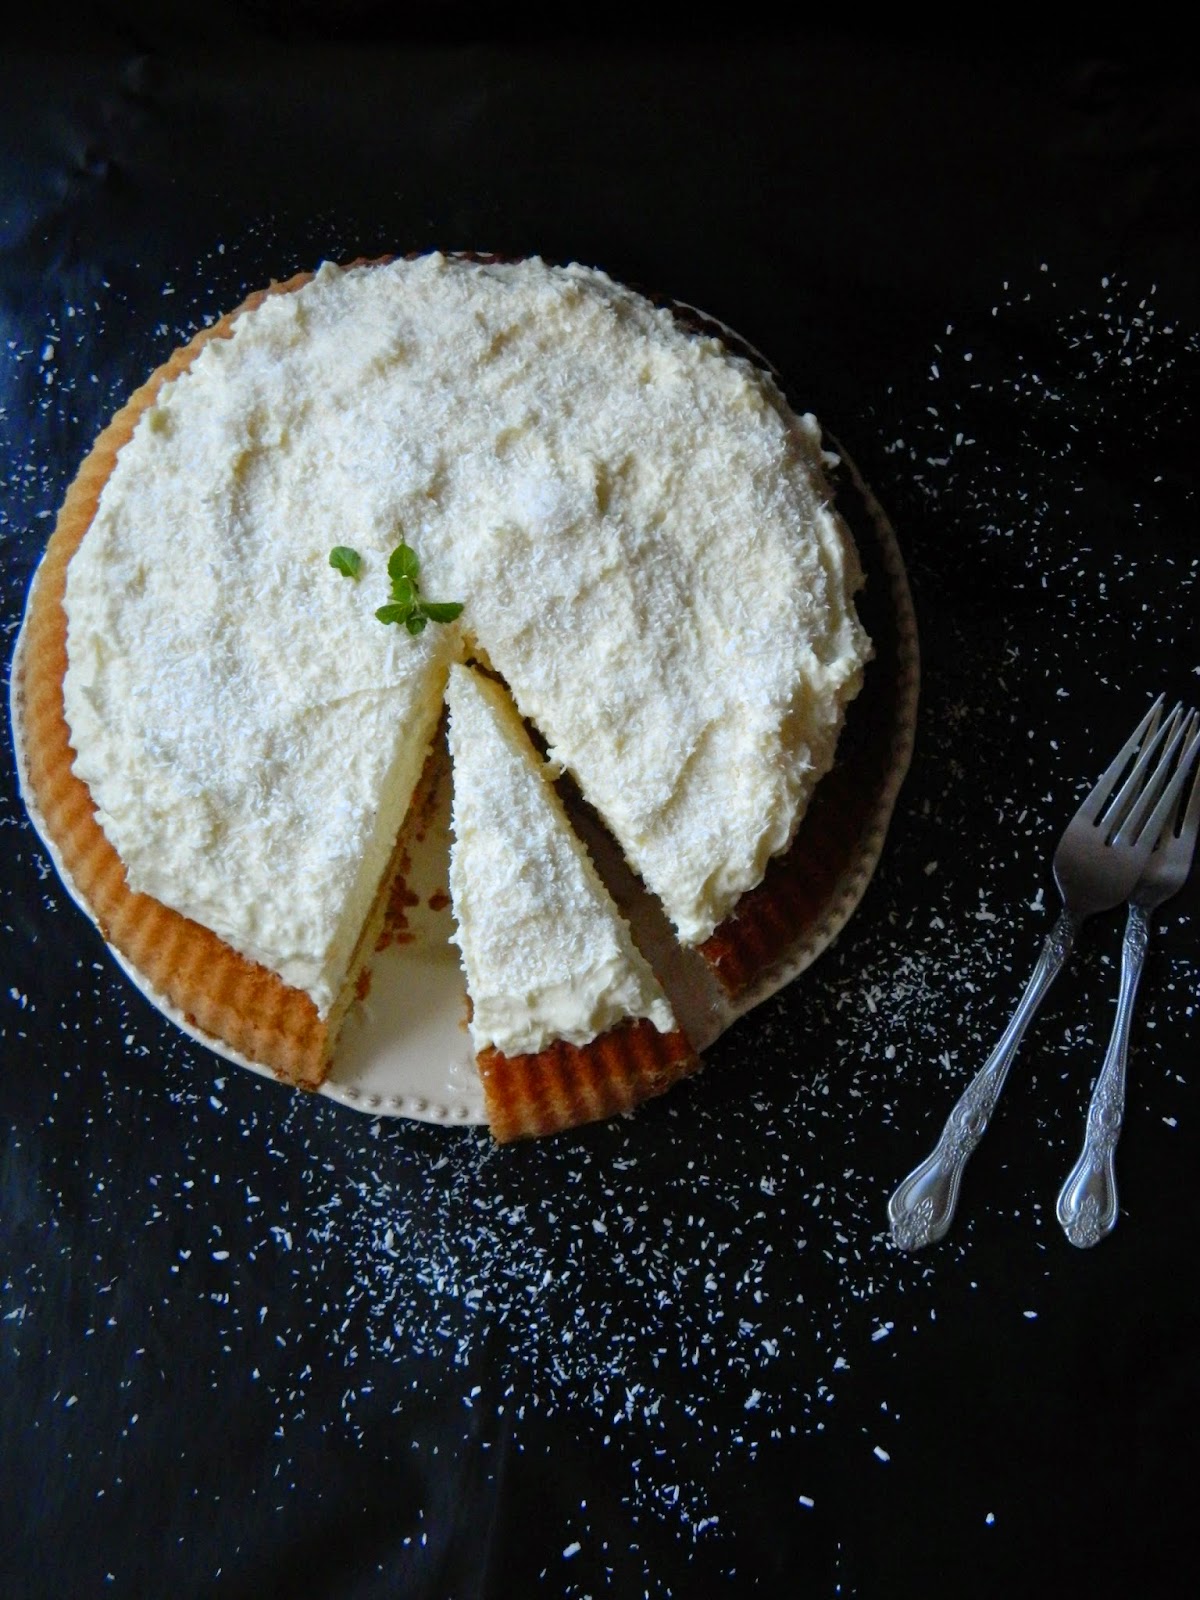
top-left (15, 253), bottom-right (873, 1138)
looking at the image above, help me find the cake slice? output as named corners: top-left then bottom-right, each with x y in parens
top-left (445, 663), bottom-right (696, 1140)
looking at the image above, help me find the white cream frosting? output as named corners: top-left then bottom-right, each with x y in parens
top-left (446, 664), bottom-right (675, 1055)
top-left (63, 254), bottom-right (869, 1017)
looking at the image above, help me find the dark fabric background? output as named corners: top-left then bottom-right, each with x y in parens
top-left (2, 22), bottom-right (1198, 1599)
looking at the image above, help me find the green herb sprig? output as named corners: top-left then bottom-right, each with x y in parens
top-left (329, 541), bottom-right (464, 636)
top-left (377, 543), bottom-right (464, 635)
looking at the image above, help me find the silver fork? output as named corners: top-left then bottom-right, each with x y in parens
top-left (888, 697), bottom-right (1199, 1252)
top-left (1057, 726), bottom-right (1200, 1248)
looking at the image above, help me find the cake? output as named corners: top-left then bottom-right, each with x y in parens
top-left (15, 252), bottom-right (872, 1134)
top-left (445, 662), bottom-right (695, 1139)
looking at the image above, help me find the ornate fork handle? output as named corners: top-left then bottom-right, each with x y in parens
top-left (889, 909), bottom-right (1079, 1251)
top-left (1056, 902), bottom-right (1150, 1247)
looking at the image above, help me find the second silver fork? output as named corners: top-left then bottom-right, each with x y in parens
top-left (1056, 739), bottom-right (1200, 1247)
top-left (888, 697), bottom-right (1199, 1252)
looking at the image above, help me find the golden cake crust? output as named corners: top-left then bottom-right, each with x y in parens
top-left (478, 1019), bottom-right (698, 1143)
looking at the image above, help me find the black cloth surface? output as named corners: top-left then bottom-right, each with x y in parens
top-left (3, 23), bottom-right (1199, 1598)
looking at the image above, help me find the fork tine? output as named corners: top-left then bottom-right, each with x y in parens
top-left (1117, 712), bottom-right (1200, 851)
top-left (1112, 708), bottom-right (1191, 845)
top-left (1076, 694), bottom-right (1165, 824)
top-left (1091, 700), bottom-right (1179, 834)
top-left (1108, 704), bottom-right (1186, 840)
top-left (1103, 703), bottom-right (1182, 837)
top-left (1176, 721), bottom-right (1200, 848)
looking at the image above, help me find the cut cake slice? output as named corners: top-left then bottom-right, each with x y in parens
top-left (444, 663), bottom-right (697, 1140)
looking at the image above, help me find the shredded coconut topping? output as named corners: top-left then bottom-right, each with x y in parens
top-left (63, 255), bottom-right (869, 1013)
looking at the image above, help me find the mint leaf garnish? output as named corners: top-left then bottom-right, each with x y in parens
top-left (372, 540), bottom-right (463, 636)
top-left (388, 543), bottom-right (420, 584)
top-left (329, 545), bottom-right (361, 579)
top-left (420, 600), bottom-right (464, 624)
